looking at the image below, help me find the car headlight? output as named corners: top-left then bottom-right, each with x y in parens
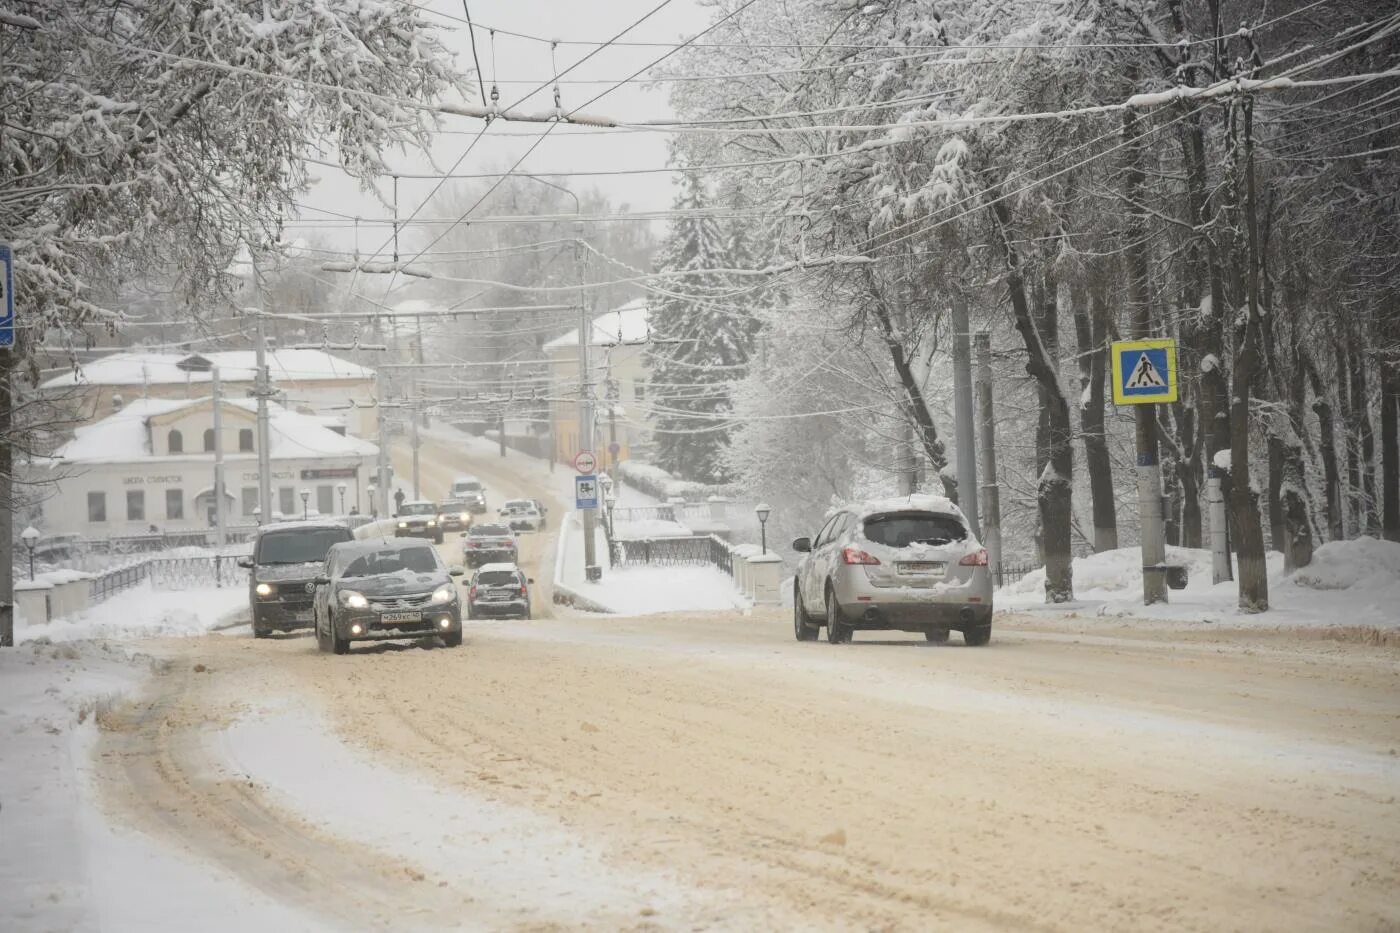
top-left (397, 521), bottom-right (407, 528)
top-left (459, 512), bottom-right (469, 520)
top-left (338, 589), bottom-right (369, 609)
top-left (255, 582), bottom-right (273, 597)
top-left (430, 584), bottom-right (456, 605)
top-left (427, 520), bottom-right (436, 526)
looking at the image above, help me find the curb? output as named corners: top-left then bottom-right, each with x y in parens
top-left (551, 511), bottom-right (616, 614)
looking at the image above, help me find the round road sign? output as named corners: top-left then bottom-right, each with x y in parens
top-left (608, 442), bottom-right (621, 456)
top-left (573, 451), bottom-right (597, 473)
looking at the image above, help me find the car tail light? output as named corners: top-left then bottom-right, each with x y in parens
top-left (841, 546), bottom-right (880, 566)
top-left (959, 549), bottom-right (989, 567)
top-left (468, 586), bottom-right (477, 598)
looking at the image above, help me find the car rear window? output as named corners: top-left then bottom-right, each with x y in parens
top-left (455, 481), bottom-right (482, 492)
top-left (256, 527), bottom-right (351, 564)
top-left (470, 524), bottom-right (510, 537)
top-left (862, 512), bottom-right (967, 547)
top-left (477, 571), bottom-right (518, 586)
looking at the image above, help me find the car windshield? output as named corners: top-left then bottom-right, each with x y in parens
top-left (440, 500), bottom-right (469, 511)
top-left (399, 502), bottom-right (436, 516)
top-left (863, 512), bottom-right (967, 548)
top-left (477, 570), bottom-right (518, 586)
top-left (340, 546), bottom-right (439, 578)
top-left (256, 528), bottom-right (350, 564)
top-left (455, 481), bottom-right (482, 493)
top-left (470, 524), bottom-right (511, 537)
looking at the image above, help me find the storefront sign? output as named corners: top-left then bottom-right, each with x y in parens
top-left (301, 467), bottom-right (357, 480)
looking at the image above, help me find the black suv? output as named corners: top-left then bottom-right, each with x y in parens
top-left (466, 563), bottom-right (533, 619)
top-left (240, 520), bottom-right (355, 638)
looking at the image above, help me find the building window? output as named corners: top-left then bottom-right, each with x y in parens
top-left (634, 380), bottom-right (646, 401)
top-left (203, 428), bottom-right (215, 452)
top-left (165, 489), bottom-right (184, 520)
top-left (88, 491), bottom-right (107, 523)
top-left (278, 487), bottom-right (295, 517)
top-left (127, 489), bottom-right (145, 522)
top-left (239, 429), bottom-right (254, 452)
top-left (317, 485), bottom-right (334, 515)
top-left (168, 429), bottom-right (184, 454)
top-left (242, 487), bottom-right (258, 517)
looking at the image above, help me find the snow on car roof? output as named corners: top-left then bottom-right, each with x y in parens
top-left (256, 519), bottom-right (351, 535)
top-left (856, 494), bottom-right (966, 521)
top-left (476, 562), bottom-right (520, 574)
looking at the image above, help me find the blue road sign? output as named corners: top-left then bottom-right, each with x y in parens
top-left (575, 474), bottom-right (600, 510)
top-left (0, 243), bottom-right (13, 349)
top-left (1110, 338), bottom-right (1178, 405)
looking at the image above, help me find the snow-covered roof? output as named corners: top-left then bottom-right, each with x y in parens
top-left (543, 299), bottom-right (650, 352)
top-left (40, 348), bottom-right (375, 389)
top-left (476, 562), bottom-right (521, 574)
top-left (48, 396), bottom-right (377, 464)
top-left (856, 494), bottom-right (965, 520)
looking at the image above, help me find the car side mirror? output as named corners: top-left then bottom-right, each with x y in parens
top-left (312, 575), bottom-right (330, 586)
top-left (459, 532), bottom-right (468, 538)
top-left (449, 567), bottom-right (464, 577)
top-left (527, 577), bottom-right (535, 585)
top-left (237, 557), bottom-right (253, 569)
top-left (792, 536), bottom-right (812, 553)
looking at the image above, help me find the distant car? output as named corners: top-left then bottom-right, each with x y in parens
top-left (449, 476), bottom-right (488, 514)
top-left (395, 500), bottom-right (443, 544)
top-left (240, 520), bottom-right (355, 638)
top-left (791, 495), bottom-right (993, 646)
top-left (312, 538), bottom-right (464, 653)
top-left (498, 499), bottom-right (543, 532)
top-left (528, 499), bottom-right (549, 529)
top-left (462, 522), bottom-right (518, 568)
top-left (436, 499), bottom-right (474, 533)
top-left (465, 562), bottom-right (534, 619)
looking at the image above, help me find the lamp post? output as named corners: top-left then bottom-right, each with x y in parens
top-left (605, 491), bottom-right (617, 536)
top-left (300, 488), bottom-right (310, 521)
top-left (337, 482), bottom-right (348, 515)
top-left (253, 506), bottom-right (262, 526)
top-left (368, 484), bottom-right (378, 519)
top-left (755, 503), bottom-right (771, 555)
top-left (21, 526), bottom-right (40, 581)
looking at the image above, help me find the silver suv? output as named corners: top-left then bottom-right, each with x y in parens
top-left (792, 496), bottom-right (993, 646)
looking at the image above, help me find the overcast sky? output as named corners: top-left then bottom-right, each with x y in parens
top-left (299, 0), bottom-right (711, 262)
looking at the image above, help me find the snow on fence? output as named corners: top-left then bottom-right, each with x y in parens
top-left (611, 534), bottom-right (737, 572)
top-left (89, 555), bottom-right (249, 605)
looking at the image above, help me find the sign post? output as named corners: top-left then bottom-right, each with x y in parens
top-left (1111, 338), bottom-right (1177, 604)
top-left (573, 450), bottom-right (597, 474)
top-left (0, 243), bottom-right (14, 349)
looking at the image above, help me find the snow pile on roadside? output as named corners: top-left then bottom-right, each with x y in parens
top-left (1289, 536), bottom-right (1400, 591)
top-left (17, 581), bottom-right (247, 644)
top-left (1001, 538), bottom-right (1400, 629)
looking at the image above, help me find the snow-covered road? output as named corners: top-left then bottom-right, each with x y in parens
top-left (8, 434), bottom-right (1398, 931)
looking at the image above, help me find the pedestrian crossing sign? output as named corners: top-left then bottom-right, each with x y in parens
top-left (1111, 338), bottom-right (1178, 405)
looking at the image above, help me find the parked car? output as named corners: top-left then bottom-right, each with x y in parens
top-left (239, 520), bottom-right (355, 638)
top-left (450, 476), bottom-right (488, 514)
top-left (437, 499), bottom-right (475, 533)
top-left (462, 522), bottom-right (518, 568)
top-left (465, 562), bottom-right (534, 619)
top-left (498, 499), bottom-right (543, 532)
top-left (791, 496), bottom-right (993, 646)
top-left (394, 500), bottom-right (443, 544)
top-left (312, 538), bottom-right (464, 653)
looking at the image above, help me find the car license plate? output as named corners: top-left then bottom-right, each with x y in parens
top-left (485, 592), bottom-right (509, 601)
top-left (381, 610), bottom-right (420, 623)
top-left (898, 561), bottom-right (945, 575)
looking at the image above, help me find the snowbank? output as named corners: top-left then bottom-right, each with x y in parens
top-left (1001, 538), bottom-right (1400, 630)
top-left (16, 581), bottom-right (248, 644)
top-left (616, 460), bottom-right (730, 503)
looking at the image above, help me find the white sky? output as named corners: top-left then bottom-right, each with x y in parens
top-left (300, 0), bottom-right (711, 260)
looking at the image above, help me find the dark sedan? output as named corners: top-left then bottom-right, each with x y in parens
top-left (462, 522), bottom-right (518, 569)
top-left (313, 538), bottom-right (464, 654)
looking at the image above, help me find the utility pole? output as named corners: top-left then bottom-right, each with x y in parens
top-left (251, 251), bottom-right (274, 524)
top-left (410, 368), bottom-right (421, 499)
top-left (577, 228), bottom-right (599, 581)
top-left (974, 333), bottom-right (1004, 585)
top-left (951, 294), bottom-right (980, 537)
top-left (212, 366), bottom-right (227, 547)
top-left (1, 353), bottom-right (15, 648)
top-left (376, 373), bottom-right (391, 519)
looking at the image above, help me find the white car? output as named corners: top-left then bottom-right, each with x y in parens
top-left (498, 499), bottom-right (543, 532)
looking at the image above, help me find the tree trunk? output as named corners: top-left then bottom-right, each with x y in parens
top-left (1034, 268), bottom-right (1060, 562)
top-left (990, 199), bottom-right (1074, 602)
top-left (1231, 95), bottom-right (1269, 611)
top-left (1339, 342), bottom-right (1359, 537)
top-left (1267, 435), bottom-right (1286, 552)
top-left (1281, 443), bottom-right (1314, 570)
top-left (1073, 279), bottom-right (1118, 551)
top-left (1383, 360), bottom-right (1400, 543)
top-left (1300, 349), bottom-right (1343, 542)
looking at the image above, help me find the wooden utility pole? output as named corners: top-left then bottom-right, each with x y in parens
top-left (974, 333), bottom-right (1003, 585)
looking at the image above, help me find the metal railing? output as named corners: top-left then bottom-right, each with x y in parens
top-left (610, 533), bottom-right (739, 575)
top-left (87, 555), bottom-right (250, 605)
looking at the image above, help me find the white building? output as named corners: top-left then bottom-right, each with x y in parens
top-left (23, 396), bottom-right (380, 539)
top-left (39, 348), bottom-right (379, 438)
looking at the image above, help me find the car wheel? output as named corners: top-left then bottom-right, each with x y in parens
top-left (825, 587), bottom-right (852, 644)
top-left (331, 616), bottom-right (350, 655)
top-left (925, 627), bottom-right (950, 644)
top-left (963, 624), bottom-right (992, 647)
top-left (252, 616), bottom-right (271, 639)
top-left (434, 532), bottom-right (444, 545)
top-left (466, 604), bottom-right (476, 620)
top-left (521, 604), bottom-right (531, 620)
top-left (442, 630), bottom-right (463, 648)
top-left (793, 584), bottom-right (820, 642)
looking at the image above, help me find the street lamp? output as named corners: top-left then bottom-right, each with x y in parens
top-left (300, 488), bottom-right (310, 520)
top-left (337, 482), bottom-right (348, 514)
top-left (605, 491), bottom-right (617, 536)
top-left (755, 503), bottom-right (772, 555)
top-left (253, 506), bottom-right (262, 526)
top-left (20, 526), bottom-right (40, 581)
top-left (367, 484), bottom-right (378, 518)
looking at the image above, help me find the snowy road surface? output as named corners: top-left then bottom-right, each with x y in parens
top-left (8, 437), bottom-right (1398, 931)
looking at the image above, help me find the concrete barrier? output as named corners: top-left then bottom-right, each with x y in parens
top-left (747, 553), bottom-right (783, 606)
top-left (14, 581), bottom-right (53, 626)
